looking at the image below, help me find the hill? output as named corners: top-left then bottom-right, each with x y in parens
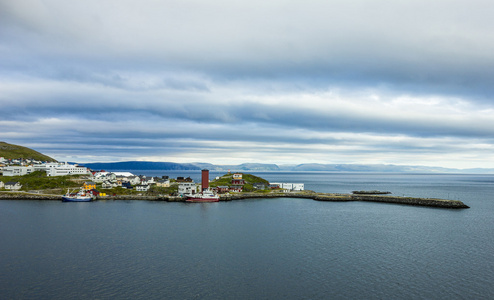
top-left (0, 141), bottom-right (56, 162)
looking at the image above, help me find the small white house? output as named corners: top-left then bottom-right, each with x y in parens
top-left (136, 184), bottom-right (150, 192)
top-left (0, 181), bottom-right (4, 189)
top-left (5, 181), bottom-right (22, 190)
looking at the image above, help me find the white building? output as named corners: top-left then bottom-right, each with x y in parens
top-left (92, 172), bottom-right (117, 183)
top-left (40, 162), bottom-right (90, 176)
top-left (136, 184), bottom-right (150, 192)
top-left (2, 166), bottom-right (35, 176)
top-left (5, 181), bottom-right (22, 190)
top-left (178, 182), bottom-right (197, 196)
top-left (271, 183), bottom-right (305, 191)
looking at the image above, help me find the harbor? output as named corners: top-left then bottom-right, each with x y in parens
top-left (0, 190), bottom-right (470, 208)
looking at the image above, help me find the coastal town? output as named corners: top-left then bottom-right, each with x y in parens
top-left (0, 156), bottom-right (469, 208)
top-left (0, 158), bottom-right (304, 199)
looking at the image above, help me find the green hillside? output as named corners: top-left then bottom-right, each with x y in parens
top-left (0, 141), bottom-right (57, 162)
top-left (210, 172), bottom-right (270, 192)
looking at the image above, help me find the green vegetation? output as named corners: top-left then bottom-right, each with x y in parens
top-left (210, 172), bottom-right (270, 192)
top-left (99, 186), bottom-right (137, 195)
top-left (0, 141), bottom-right (56, 161)
top-left (0, 171), bottom-right (82, 192)
top-left (148, 185), bottom-right (178, 195)
top-left (95, 184), bottom-right (178, 196)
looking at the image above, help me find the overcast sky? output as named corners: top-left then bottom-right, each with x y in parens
top-left (1, 0), bottom-right (494, 168)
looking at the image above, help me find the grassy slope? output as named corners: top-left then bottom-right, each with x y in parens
top-left (210, 172), bottom-right (270, 192)
top-left (0, 171), bottom-right (82, 193)
top-left (0, 141), bottom-right (56, 161)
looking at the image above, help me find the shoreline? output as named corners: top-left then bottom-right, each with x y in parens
top-left (0, 191), bottom-right (470, 208)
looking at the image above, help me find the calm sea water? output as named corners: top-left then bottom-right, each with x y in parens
top-left (1, 172), bottom-right (494, 299)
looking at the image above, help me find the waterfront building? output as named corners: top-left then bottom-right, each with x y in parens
top-left (215, 186), bottom-right (230, 193)
top-left (270, 183), bottom-right (304, 191)
top-left (5, 181), bottom-right (22, 190)
top-left (178, 182), bottom-right (196, 196)
top-left (83, 182), bottom-right (96, 190)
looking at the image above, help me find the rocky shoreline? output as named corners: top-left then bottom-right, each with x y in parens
top-left (0, 191), bottom-right (470, 208)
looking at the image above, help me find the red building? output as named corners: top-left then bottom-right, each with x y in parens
top-left (232, 179), bottom-right (245, 185)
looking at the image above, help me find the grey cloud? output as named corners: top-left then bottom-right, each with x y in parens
top-left (3, 0), bottom-right (494, 167)
top-left (3, 0), bottom-right (494, 99)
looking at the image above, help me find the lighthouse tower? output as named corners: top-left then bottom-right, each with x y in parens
top-left (201, 169), bottom-right (209, 191)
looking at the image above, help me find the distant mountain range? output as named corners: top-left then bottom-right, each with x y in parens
top-left (80, 161), bottom-right (494, 174)
top-left (80, 161), bottom-right (201, 171)
top-left (5, 141), bottom-right (492, 174)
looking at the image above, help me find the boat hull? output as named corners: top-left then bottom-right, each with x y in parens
top-left (186, 196), bottom-right (219, 202)
top-left (62, 196), bottom-right (93, 202)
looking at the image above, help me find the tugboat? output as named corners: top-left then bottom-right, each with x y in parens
top-left (62, 189), bottom-right (94, 202)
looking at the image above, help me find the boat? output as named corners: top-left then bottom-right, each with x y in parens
top-left (62, 189), bottom-right (94, 202)
top-left (186, 190), bottom-right (220, 202)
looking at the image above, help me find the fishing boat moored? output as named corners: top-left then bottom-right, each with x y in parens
top-left (62, 189), bottom-right (94, 202)
top-left (186, 191), bottom-right (220, 202)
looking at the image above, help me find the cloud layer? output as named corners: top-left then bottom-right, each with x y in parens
top-left (1, 0), bottom-right (494, 168)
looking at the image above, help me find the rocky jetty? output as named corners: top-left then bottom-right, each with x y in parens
top-left (219, 192), bottom-right (469, 208)
top-left (349, 194), bottom-right (469, 208)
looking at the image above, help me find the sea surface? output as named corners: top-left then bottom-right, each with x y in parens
top-left (1, 172), bottom-right (494, 299)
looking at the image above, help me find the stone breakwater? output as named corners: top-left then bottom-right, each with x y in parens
top-left (0, 192), bottom-right (469, 208)
top-left (219, 192), bottom-right (470, 208)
